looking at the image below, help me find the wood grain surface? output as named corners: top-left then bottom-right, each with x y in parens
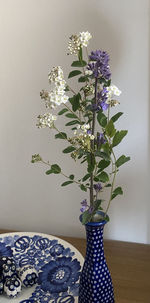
top-left (0, 230), bottom-right (149, 303)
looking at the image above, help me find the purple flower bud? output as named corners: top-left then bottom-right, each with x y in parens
top-left (97, 133), bottom-right (106, 146)
top-left (81, 199), bottom-right (88, 206)
top-left (94, 183), bottom-right (102, 192)
top-left (80, 206), bottom-right (87, 213)
top-left (87, 129), bottom-right (91, 135)
top-left (100, 101), bottom-right (109, 111)
top-left (88, 206), bottom-right (94, 214)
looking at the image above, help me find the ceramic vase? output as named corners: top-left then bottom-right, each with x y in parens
top-left (79, 213), bottom-right (115, 303)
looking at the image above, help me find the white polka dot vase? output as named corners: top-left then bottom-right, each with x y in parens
top-left (79, 213), bottom-right (115, 303)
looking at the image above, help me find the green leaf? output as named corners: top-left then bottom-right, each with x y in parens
top-left (94, 176), bottom-right (100, 182)
top-left (45, 169), bottom-right (53, 175)
top-left (97, 171), bottom-right (109, 183)
top-left (65, 85), bottom-right (70, 92)
top-left (55, 132), bottom-right (67, 140)
top-left (65, 120), bottom-right (80, 126)
top-left (94, 199), bottom-right (102, 210)
top-left (102, 142), bottom-right (111, 154)
top-left (61, 181), bottom-right (73, 186)
top-left (105, 120), bottom-right (116, 137)
top-left (81, 210), bottom-right (92, 225)
top-left (58, 108), bottom-right (68, 115)
top-left (95, 151), bottom-right (110, 161)
top-left (71, 60), bottom-right (87, 67)
top-left (116, 155), bottom-right (130, 168)
top-left (97, 111), bottom-right (107, 127)
top-left (111, 112), bottom-right (123, 123)
top-left (82, 173), bottom-right (90, 182)
top-left (71, 127), bottom-right (77, 130)
top-left (80, 184), bottom-right (87, 192)
top-left (112, 130), bottom-right (128, 147)
top-left (63, 146), bottom-right (76, 153)
top-left (69, 93), bottom-right (81, 112)
top-left (68, 70), bottom-right (82, 78)
top-left (81, 158), bottom-right (87, 164)
top-left (51, 164), bottom-right (61, 174)
top-left (111, 186), bottom-right (123, 200)
top-left (98, 159), bottom-right (111, 171)
top-left (69, 174), bottom-right (74, 180)
top-left (105, 183), bottom-right (112, 187)
top-left (65, 113), bottom-right (78, 119)
top-left (78, 76), bottom-right (89, 83)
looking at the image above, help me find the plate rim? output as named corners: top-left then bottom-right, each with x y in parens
top-left (0, 231), bottom-right (84, 264)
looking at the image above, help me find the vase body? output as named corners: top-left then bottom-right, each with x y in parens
top-left (79, 217), bottom-right (115, 303)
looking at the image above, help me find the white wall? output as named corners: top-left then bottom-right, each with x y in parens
top-left (0, 0), bottom-right (149, 243)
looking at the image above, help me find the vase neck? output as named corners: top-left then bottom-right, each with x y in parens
top-left (85, 225), bottom-right (105, 260)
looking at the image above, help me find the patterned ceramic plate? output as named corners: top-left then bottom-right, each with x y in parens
top-left (0, 232), bottom-right (84, 303)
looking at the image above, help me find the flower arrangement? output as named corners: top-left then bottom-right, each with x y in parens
top-left (32, 31), bottom-right (130, 224)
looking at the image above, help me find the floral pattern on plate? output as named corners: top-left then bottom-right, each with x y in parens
top-left (0, 232), bottom-right (84, 303)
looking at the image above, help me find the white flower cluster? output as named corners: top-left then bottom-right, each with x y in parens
top-left (85, 70), bottom-right (93, 76)
top-left (48, 66), bottom-right (65, 86)
top-left (40, 67), bottom-right (68, 109)
top-left (68, 123), bottom-right (94, 155)
top-left (37, 113), bottom-right (57, 129)
top-left (74, 124), bottom-right (95, 140)
top-left (79, 31), bottom-right (92, 47)
top-left (48, 66), bottom-right (69, 107)
top-left (106, 85), bottom-right (122, 106)
top-left (68, 31), bottom-right (92, 55)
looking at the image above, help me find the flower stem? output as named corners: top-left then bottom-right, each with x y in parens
top-left (62, 103), bottom-right (82, 123)
top-left (67, 85), bottom-right (77, 95)
top-left (90, 77), bottom-right (98, 207)
top-left (105, 149), bottom-right (117, 216)
top-left (54, 126), bottom-right (69, 141)
top-left (40, 160), bottom-right (88, 188)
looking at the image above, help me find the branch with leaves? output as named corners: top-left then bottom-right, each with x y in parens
top-left (32, 31), bottom-right (130, 224)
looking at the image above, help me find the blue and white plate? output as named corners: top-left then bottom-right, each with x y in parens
top-left (0, 232), bottom-right (84, 302)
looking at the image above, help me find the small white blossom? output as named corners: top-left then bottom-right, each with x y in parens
top-left (31, 154), bottom-right (42, 163)
top-left (37, 113), bottom-right (57, 129)
top-left (89, 135), bottom-right (95, 140)
top-left (106, 85), bottom-right (121, 104)
top-left (79, 31), bottom-right (92, 47)
top-left (85, 70), bottom-right (93, 76)
top-left (111, 100), bottom-right (120, 107)
top-left (81, 123), bottom-right (90, 132)
top-left (49, 91), bottom-right (69, 106)
top-left (48, 66), bottom-right (64, 85)
top-left (68, 35), bottom-right (81, 55)
top-left (68, 31), bottom-right (92, 55)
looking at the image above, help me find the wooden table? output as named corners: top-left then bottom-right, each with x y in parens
top-left (0, 230), bottom-right (150, 303)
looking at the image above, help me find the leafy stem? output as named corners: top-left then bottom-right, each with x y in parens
top-left (67, 84), bottom-right (77, 95)
top-left (62, 103), bottom-right (82, 123)
top-left (90, 77), bottom-right (98, 207)
top-left (41, 159), bottom-right (88, 188)
top-left (54, 126), bottom-right (69, 141)
top-left (105, 148), bottom-right (117, 216)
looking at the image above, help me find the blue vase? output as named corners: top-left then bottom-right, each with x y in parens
top-left (79, 213), bottom-right (115, 303)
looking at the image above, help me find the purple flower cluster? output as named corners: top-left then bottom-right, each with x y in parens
top-left (91, 87), bottom-right (109, 112)
top-left (80, 199), bottom-right (88, 213)
top-left (97, 133), bottom-right (106, 146)
top-left (94, 183), bottom-right (102, 192)
top-left (80, 200), bottom-right (94, 214)
top-left (88, 50), bottom-right (111, 80)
